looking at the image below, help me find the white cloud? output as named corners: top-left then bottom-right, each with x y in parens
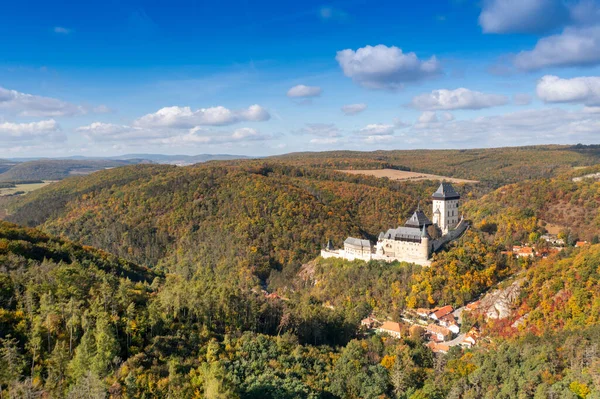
top-left (341, 103), bottom-right (367, 115)
top-left (133, 104), bottom-right (270, 128)
top-left (0, 119), bottom-right (63, 142)
top-left (536, 75), bottom-right (600, 105)
top-left (441, 112), bottom-right (455, 122)
top-left (78, 121), bottom-right (274, 146)
top-left (418, 111), bottom-right (438, 124)
top-left (410, 88), bottom-right (508, 110)
top-left (287, 85), bottom-right (322, 98)
top-left (76, 122), bottom-right (160, 142)
top-left (409, 108), bottom-right (600, 147)
top-left (514, 26), bottom-right (600, 70)
top-left (362, 135), bottom-right (395, 144)
top-left (514, 93), bottom-right (533, 105)
top-left (162, 127), bottom-right (273, 145)
top-left (293, 123), bottom-right (341, 137)
top-left (0, 86), bottom-right (85, 117)
top-left (357, 123), bottom-right (395, 136)
top-left (479, 0), bottom-right (569, 34)
top-left (335, 44), bottom-right (442, 90)
top-left (310, 137), bottom-right (339, 144)
top-left (54, 26), bottom-right (72, 34)
top-left (583, 106), bottom-right (600, 113)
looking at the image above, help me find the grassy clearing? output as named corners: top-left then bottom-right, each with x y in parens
top-left (337, 168), bottom-right (479, 184)
top-left (0, 181), bottom-right (56, 197)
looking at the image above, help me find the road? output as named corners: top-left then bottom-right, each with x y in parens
top-left (443, 333), bottom-right (466, 347)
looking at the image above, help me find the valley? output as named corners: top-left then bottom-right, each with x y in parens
top-left (0, 146), bottom-right (599, 398)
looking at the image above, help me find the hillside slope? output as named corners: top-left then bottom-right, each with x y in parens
top-left (0, 159), bottom-right (144, 182)
top-left (4, 162), bottom-right (449, 280)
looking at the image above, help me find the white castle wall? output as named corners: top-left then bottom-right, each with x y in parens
top-left (433, 198), bottom-right (459, 233)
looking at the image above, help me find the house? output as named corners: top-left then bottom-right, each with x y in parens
top-left (575, 241), bottom-right (588, 248)
top-left (541, 234), bottom-right (564, 246)
top-left (377, 321), bottom-right (402, 339)
top-left (538, 247), bottom-right (562, 258)
top-left (426, 324), bottom-right (452, 342)
top-left (461, 328), bottom-right (480, 348)
top-left (361, 317), bottom-right (378, 329)
top-left (416, 308), bottom-right (434, 318)
top-left (430, 305), bottom-right (453, 321)
top-left (512, 246), bottom-right (534, 258)
top-left (427, 342), bottom-right (450, 354)
top-left (439, 314), bottom-right (460, 334)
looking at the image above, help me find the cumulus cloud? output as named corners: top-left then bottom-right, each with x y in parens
top-left (335, 45), bottom-right (442, 90)
top-left (310, 137), bottom-right (339, 144)
top-left (514, 26), bottom-right (600, 70)
top-left (78, 121), bottom-right (275, 146)
top-left (514, 93), bottom-right (533, 105)
top-left (162, 127), bottom-right (273, 145)
top-left (409, 108), bottom-right (600, 147)
top-left (418, 111), bottom-right (439, 124)
top-left (357, 124), bottom-right (395, 136)
top-left (410, 88), bottom-right (508, 110)
top-left (479, 0), bottom-right (569, 34)
top-left (287, 85), bottom-right (322, 98)
top-left (0, 119), bottom-right (63, 142)
top-left (341, 103), bottom-right (367, 115)
top-left (362, 135), bottom-right (396, 144)
top-left (536, 75), bottom-right (600, 105)
top-left (76, 122), bottom-right (159, 142)
top-left (293, 123), bottom-right (341, 137)
top-left (0, 86), bottom-right (85, 117)
top-left (133, 104), bottom-right (270, 128)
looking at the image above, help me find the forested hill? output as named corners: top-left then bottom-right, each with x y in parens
top-left (272, 144), bottom-right (600, 187)
top-left (0, 159), bottom-right (144, 183)
top-left (463, 164), bottom-right (600, 244)
top-left (4, 162), bottom-right (448, 278)
top-left (0, 221), bottom-right (155, 283)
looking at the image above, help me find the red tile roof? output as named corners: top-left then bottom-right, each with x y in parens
top-left (426, 323), bottom-right (451, 336)
top-left (432, 305), bottom-right (453, 319)
top-left (379, 321), bottom-right (402, 334)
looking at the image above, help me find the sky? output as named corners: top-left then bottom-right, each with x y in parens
top-left (2, 0), bottom-right (600, 158)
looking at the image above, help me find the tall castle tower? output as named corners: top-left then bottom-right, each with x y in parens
top-left (432, 182), bottom-right (460, 234)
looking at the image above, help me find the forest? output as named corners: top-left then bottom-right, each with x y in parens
top-left (1, 146), bottom-right (600, 398)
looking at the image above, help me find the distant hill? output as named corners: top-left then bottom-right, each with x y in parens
top-left (0, 159), bottom-right (144, 182)
top-left (0, 159), bottom-right (19, 175)
top-left (8, 153), bottom-right (252, 166)
top-left (271, 144), bottom-right (600, 188)
top-left (111, 153), bottom-right (253, 165)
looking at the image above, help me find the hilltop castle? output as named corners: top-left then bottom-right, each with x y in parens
top-left (321, 183), bottom-right (465, 266)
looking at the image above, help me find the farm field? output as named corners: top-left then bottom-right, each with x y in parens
top-left (337, 168), bottom-right (479, 183)
top-left (0, 181), bottom-right (56, 197)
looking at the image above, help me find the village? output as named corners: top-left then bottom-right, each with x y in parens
top-left (360, 303), bottom-right (481, 354)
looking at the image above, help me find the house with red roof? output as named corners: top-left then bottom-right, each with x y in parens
top-left (377, 321), bottom-right (402, 339)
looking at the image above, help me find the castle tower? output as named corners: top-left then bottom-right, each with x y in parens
top-left (420, 225), bottom-right (430, 260)
top-left (432, 182), bottom-right (460, 234)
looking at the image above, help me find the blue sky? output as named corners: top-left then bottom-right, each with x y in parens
top-left (2, 0), bottom-right (600, 157)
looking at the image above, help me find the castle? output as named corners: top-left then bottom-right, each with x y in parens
top-left (321, 183), bottom-right (465, 266)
